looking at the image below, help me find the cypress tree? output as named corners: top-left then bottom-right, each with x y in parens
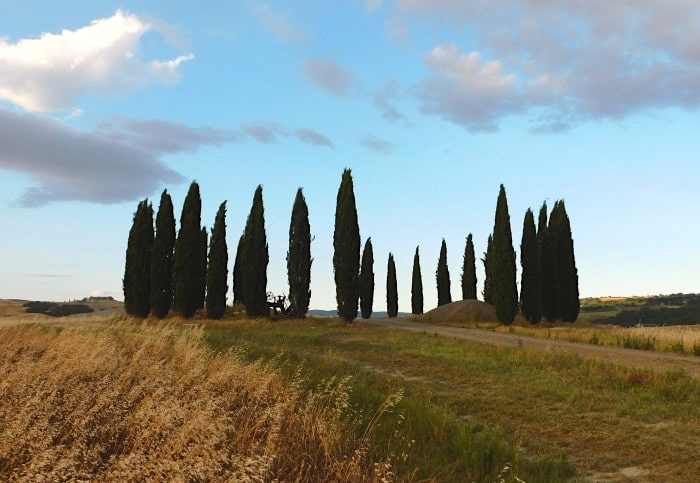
top-left (436, 239), bottom-right (452, 306)
top-left (411, 246), bottom-right (423, 315)
top-left (386, 253), bottom-right (398, 318)
top-left (197, 227), bottom-right (208, 310)
top-left (461, 233), bottom-right (477, 300)
top-left (539, 201), bottom-right (558, 322)
top-left (123, 199), bottom-right (153, 318)
top-left (206, 201), bottom-right (228, 319)
top-left (287, 188), bottom-right (312, 318)
top-left (520, 208), bottom-right (541, 323)
top-left (482, 235), bottom-right (493, 304)
top-left (550, 200), bottom-right (580, 322)
top-left (174, 181), bottom-right (203, 318)
top-left (150, 190), bottom-right (176, 319)
top-left (242, 185), bottom-right (269, 317)
top-left (359, 238), bottom-right (374, 319)
top-left (333, 169), bottom-right (360, 322)
top-left (232, 233), bottom-right (245, 305)
top-left (491, 185), bottom-right (518, 324)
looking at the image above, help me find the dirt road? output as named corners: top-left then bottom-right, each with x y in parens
top-left (364, 318), bottom-right (700, 377)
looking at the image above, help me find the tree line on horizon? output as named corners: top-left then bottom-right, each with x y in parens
top-left (124, 170), bottom-right (578, 324)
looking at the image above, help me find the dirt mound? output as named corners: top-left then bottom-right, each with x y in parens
top-left (413, 299), bottom-right (497, 324)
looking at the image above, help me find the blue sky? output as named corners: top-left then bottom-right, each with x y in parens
top-left (1, 1), bottom-right (699, 310)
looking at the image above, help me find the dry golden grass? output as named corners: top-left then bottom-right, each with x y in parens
top-left (500, 322), bottom-right (700, 355)
top-left (0, 321), bottom-right (399, 481)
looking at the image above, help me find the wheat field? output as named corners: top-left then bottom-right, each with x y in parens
top-left (0, 321), bottom-right (398, 481)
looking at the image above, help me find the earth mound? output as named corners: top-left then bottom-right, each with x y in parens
top-left (412, 299), bottom-right (497, 324)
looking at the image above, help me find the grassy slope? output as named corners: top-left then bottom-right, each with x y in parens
top-left (206, 318), bottom-right (699, 482)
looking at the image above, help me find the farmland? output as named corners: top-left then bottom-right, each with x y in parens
top-left (1, 305), bottom-right (697, 481)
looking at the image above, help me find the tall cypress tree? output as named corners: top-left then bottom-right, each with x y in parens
top-left (123, 199), bottom-right (153, 318)
top-left (461, 233), bottom-right (477, 300)
top-left (550, 200), bottom-right (579, 322)
top-left (287, 188), bottom-right (312, 318)
top-left (491, 185), bottom-right (518, 324)
top-left (175, 181), bottom-right (203, 318)
top-left (539, 201), bottom-right (558, 322)
top-left (206, 201), bottom-right (228, 319)
top-left (520, 208), bottom-right (541, 323)
top-left (386, 253), bottom-right (398, 318)
top-left (242, 185), bottom-right (269, 317)
top-left (411, 246), bottom-right (423, 315)
top-left (436, 239), bottom-right (452, 306)
top-left (333, 169), bottom-right (360, 322)
top-left (150, 190), bottom-right (175, 319)
top-left (197, 227), bottom-right (208, 310)
top-left (359, 238), bottom-right (374, 319)
top-left (232, 233), bottom-right (245, 305)
top-left (482, 234), bottom-right (493, 304)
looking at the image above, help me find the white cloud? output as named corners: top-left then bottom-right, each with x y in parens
top-left (252, 3), bottom-right (309, 43)
top-left (415, 46), bottom-right (523, 131)
top-left (302, 59), bottom-right (357, 96)
top-left (360, 135), bottom-right (395, 155)
top-left (294, 128), bottom-right (335, 148)
top-left (399, 1), bottom-right (700, 130)
top-left (365, 0), bottom-right (383, 13)
top-left (0, 10), bottom-right (193, 112)
top-left (374, 81), bottom-right (409, 124)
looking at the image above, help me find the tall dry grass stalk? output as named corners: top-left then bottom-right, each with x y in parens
top-left (0, 322), bottom-right (399, 481)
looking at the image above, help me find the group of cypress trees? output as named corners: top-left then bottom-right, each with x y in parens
top-left (124, 180), bottom-right (313, 320)
top-left (520, 200), bottom-right (579, 323)
top-left (123, 183), bottom-right (226, 319)
top-left (126, 172), bottom-right (576, 325)
top-left (481, 186), bottom-right (579, 324)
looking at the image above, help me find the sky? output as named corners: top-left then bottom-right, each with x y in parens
top-left (1, 1), bottom-right (700, 311)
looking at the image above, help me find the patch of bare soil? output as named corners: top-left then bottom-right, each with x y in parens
top-left (411, 299), bottom-right (497, 324)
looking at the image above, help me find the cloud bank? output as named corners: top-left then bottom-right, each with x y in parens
top-left (0, 10), bottom-right (192, 112)
top-left (0, 111), bottom-right (334, 206)
top-left (398, 1), bottom-right (700, 131)
top-left (0, 108), bottom-right (186, 206)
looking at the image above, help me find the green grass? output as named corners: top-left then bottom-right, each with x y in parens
top-left (204, 318), bottom-right (699, 482)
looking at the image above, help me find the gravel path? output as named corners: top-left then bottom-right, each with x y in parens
top-left (363, 318), bottom-right (700, 377)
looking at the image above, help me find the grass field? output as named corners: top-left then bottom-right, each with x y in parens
top-left (0, 320), bottom-right (397, 481)
top-left (1, 314), bottom-right (698, 481)
top-left (205, 318), bottom-right (700, 482)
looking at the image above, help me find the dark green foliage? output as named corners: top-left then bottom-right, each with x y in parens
top-left (174, 181), bottom-right (203, 319)
top-left (232, 234), bottom-right (245, 304)
top-left (359, 238), bottom-right (375, 319)
top-left (549, 200), bottom-right (579, 322)
top-left (287, 188), bottom-right (312, 318)
top-left (206, 202), bottom-right (228, 319)
top-left (333, 169), bottom-right (360, 322)
top-left (539, 202), bottom-right (557, 322)
top-left (482, 235), bottom-right (493, 305)
top-left (436, 239), bottom-right (452, 306)
top-left (197, 227), bottom-right (208, 310)
top-left (242, 185), bottom-right (269, 317)
top-left (491, 185), bottom-right (518, 324)
top-left (386, 253), bottom-right (398, 318)
top-left (24, 301), bottom-right (94, 318)
top-left (123, 199), bottom-right (153, 318)
top-left (520, 209), bottom-right (541, 323)
top-left (150, 190), bottom-right (176, 319)
top-left (461, 234), bottom-right (477, 300)
top-left (411, 246), bottom-right (423, 315)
